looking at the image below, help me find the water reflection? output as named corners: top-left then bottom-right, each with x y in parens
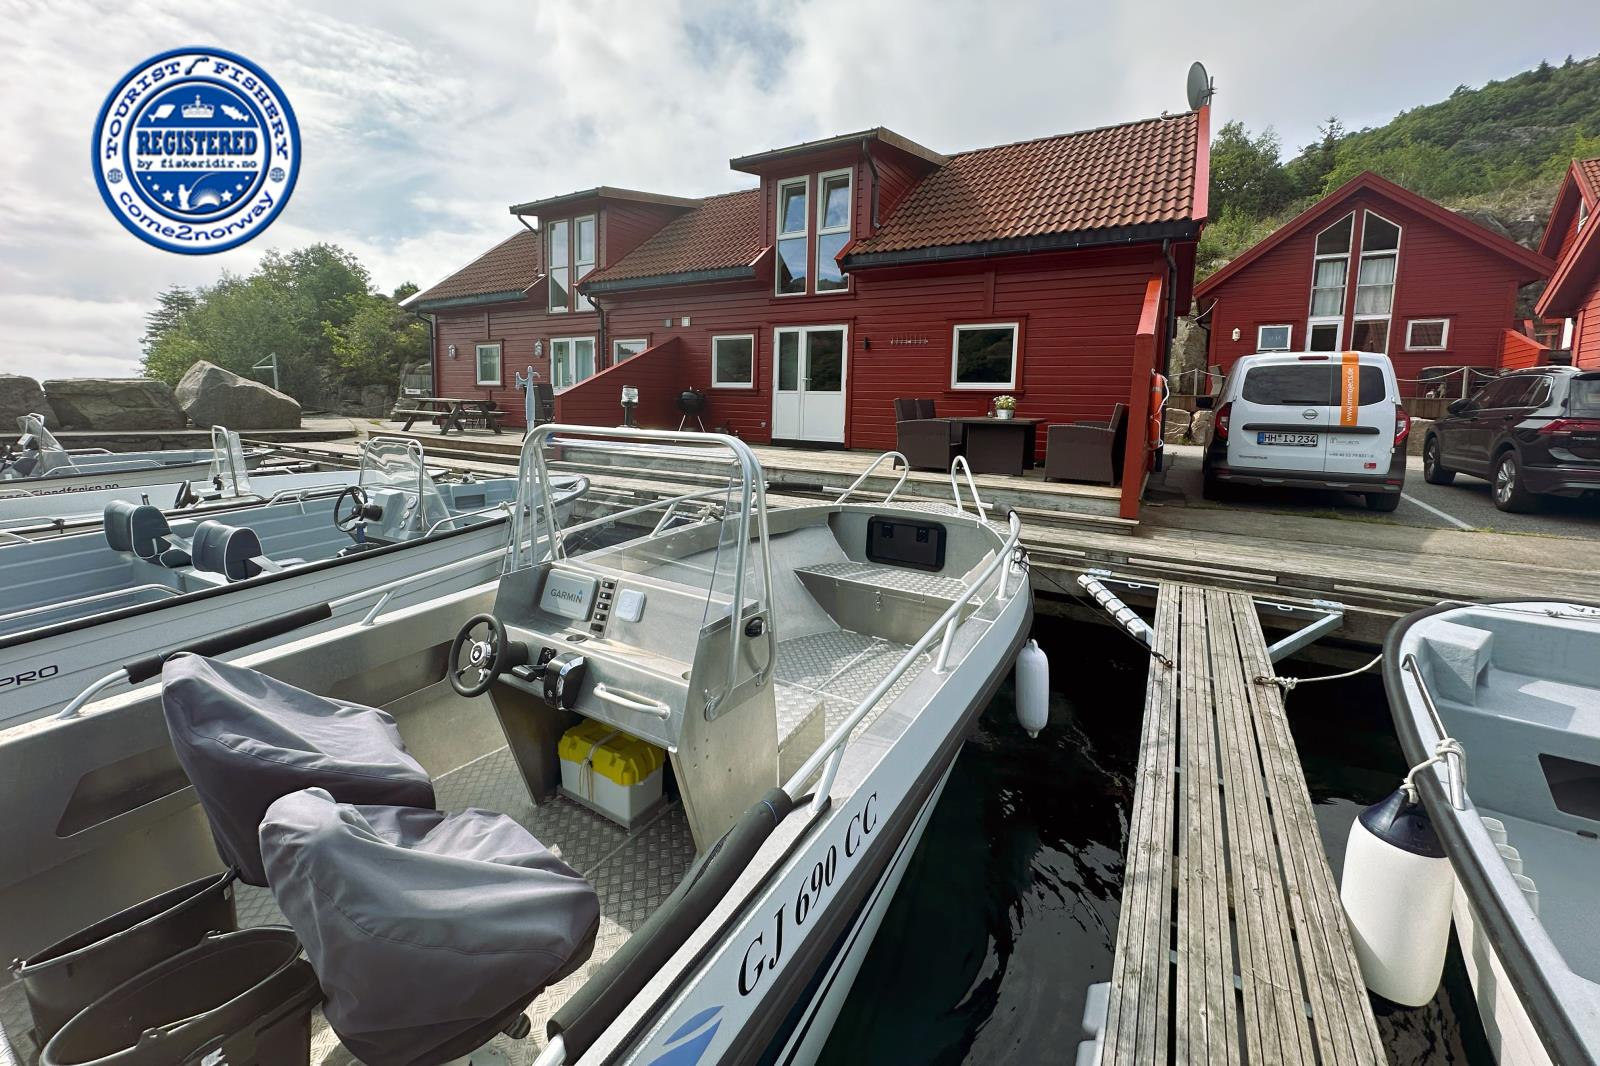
top-left (820, 620), bottom-right (1494, 1066)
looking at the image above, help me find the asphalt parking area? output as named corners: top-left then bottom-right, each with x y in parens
top-left (1156, 445), bottom-right (1600, 537)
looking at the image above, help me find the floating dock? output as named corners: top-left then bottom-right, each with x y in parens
top-left (1096, 581), bottom-right (1384, 1065)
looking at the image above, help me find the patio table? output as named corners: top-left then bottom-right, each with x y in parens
top-left (946, 416), bottom-right (1043, 475)
top-left (392, 397), bottom-right (503, 435)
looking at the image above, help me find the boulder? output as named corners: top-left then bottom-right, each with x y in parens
top-left (0, 374), bottom-right (54, 428)
top-left (175, 361), bottom-right (301, 430)
top-left (42, 378), bottom-right (186, 431)
top-left (1170, 314), bottom-right (1211, 395)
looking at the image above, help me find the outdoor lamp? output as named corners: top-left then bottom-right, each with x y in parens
top-left (1231, 328), bottom-right (1240, 342)
top-left (447, 344), bottom-right (458, 359)
top-left (621, 384), bottom-right (640, 428)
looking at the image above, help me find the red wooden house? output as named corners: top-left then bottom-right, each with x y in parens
top-left (408, 111), bottom-right (1210, 516)
top-left (1194, 173), bottom-right (1553, 395)
top-left (1534, 157), bottom-right (1600, 368)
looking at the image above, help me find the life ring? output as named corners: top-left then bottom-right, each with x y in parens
top-left (1147, 373), bottom-right (1167, 451)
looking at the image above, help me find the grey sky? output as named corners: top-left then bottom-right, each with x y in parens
top-left (2, 0), bottom-right (1597, 379)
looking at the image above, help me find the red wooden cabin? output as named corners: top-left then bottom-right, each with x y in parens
top-left (408, 112), bottom-right (1210, 516)
top-left (1195, 173), bottom-right (1553, 397)
top-left (1534, 157), bottom-right (1600, 369)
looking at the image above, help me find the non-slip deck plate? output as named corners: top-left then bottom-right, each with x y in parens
top-left (1100, 582), bottom-right (1385, 1066)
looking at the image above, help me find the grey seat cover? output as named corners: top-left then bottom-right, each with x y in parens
top-left (161, 654), bottom-right (435, 886)
top-left (260, 788), bottom-right (600, 1066)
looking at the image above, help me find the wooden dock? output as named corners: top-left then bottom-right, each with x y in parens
top-left (1099, 582), bottom-right (1385, 1066)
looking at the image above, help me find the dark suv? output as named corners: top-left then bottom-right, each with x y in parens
top-left (1422, 367), bottom-right (1600, 512)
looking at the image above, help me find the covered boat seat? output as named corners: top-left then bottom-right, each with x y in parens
top-left (162, 654), bottom-right (436, 886)
top-left (260, 788), bottom-right (599, 1066)
top-left (191, 519), bottom-right (270, 581)
top-left (103, 500), bottom-right (192, 567)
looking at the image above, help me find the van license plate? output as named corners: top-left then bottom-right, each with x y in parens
top-left (1257, 432), bottom-right (1317, 446)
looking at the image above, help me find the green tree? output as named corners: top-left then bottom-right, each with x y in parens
top-left (1209, 121), bottom-right (1292, 219)
top-left (140, 285), bottom-right (196, 357)
top-left (325, 292), bottom-right (430, 386)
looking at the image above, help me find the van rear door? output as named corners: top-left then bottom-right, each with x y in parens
top-left (1228, 359), bottom-right (1335, 475)
top-left (1322, 353), bottom-right (1395, 479)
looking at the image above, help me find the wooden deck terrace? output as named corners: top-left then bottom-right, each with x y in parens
top-left (1090, 581), bottom-right (1385, 1066)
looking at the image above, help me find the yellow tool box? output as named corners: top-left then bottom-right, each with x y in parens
top-left (557, 719), bottom-right (667, 828)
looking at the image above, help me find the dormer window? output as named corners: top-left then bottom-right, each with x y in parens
top-left (546, 214), bottom-right (596, 313)
top-left (815, 169), bottom-right (852, 292)
top-left (776, 179), bottom-right (808, 295)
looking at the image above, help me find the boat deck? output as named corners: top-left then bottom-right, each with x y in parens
top-left (1099, 582), bottom-right (1385, 1066)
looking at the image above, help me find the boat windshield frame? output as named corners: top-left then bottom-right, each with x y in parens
top-left (512, 424), bottom-right (776, 718)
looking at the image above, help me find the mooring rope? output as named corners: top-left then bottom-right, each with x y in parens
top-left (1400, 737), bottom-right (1467, 804)
top-left (1253, 651), bottom-right (1382, 693)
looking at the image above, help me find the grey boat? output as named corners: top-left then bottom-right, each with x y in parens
top-left (0, 426), bottom-right (1033, 1066)
top-left (0, 436), bottom-right (585, 727)
top-left (1385, 601), bottom-right (1600, 1065)
top-left (0, 414), bottom-right (270, 495)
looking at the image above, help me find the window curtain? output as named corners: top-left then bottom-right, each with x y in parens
top-left (1356, 255), bottom-right (1396, 315)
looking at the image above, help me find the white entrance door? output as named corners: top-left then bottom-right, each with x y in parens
top-left (772, 325), bottom-right (848, 442)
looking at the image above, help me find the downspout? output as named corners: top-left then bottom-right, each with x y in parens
top-left (1162, 239), bottom-right (1180, 376)
top-left (426, 313), bottom-right (437, 397)
top-left (859, 137), bottom-right (880, 231)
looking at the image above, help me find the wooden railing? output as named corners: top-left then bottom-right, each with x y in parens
top-left (1119, 274), bottom-right (1165, 521)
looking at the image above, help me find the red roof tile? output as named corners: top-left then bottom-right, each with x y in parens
top-left (583, 190), bottom-right (764, 288)
top-left (1579, 157), bottom-right (1600, 203)
top-left (847, 112), bottom-right (1202, 259)
top-left (405, 230), bottom-right (542, 309)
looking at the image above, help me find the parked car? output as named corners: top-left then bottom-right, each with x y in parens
top-left (1422, 366), bottom-right (1600, 512)
top-left (1201, 351), bottom-right (1409, 511)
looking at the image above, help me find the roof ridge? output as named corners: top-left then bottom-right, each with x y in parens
top-left (948, 110), bottom-right (1196, 159)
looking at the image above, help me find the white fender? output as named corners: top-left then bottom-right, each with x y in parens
top-left (1340, 789), bottom-right (1455, 1006)
top-left (1014, 639), bottom-right (1049, 738)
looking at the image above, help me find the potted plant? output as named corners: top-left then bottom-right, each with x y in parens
top-left (992, 395), bottom-right (1017, 420)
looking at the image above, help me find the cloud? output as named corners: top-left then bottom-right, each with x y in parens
top-left (2, 0), bottom-right (1598, 379)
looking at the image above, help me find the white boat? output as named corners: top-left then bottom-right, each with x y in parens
top-left (1385, 601), bottom-right (1600, 1065)
top-left (0, 427), bottom-right (1033, 1066)
top-left (0, 414), bottom-right (271, 496)
top-left (0, 436), bottom-right (586, 727)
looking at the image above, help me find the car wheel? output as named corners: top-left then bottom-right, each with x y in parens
top-left (1365, 491), bottom-right (1401, 513)
top-left (1422, 436), bottom-right (1455, 486)
top-left (1492, 451), bottom-right (1538, 513)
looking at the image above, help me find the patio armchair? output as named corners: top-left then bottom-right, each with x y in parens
top-left (1044, 403), bottom-right (1127, 485)
top-left (532, 382), bottom-right (556, 426)
top-left (894, 398), bottom-right (963, 472)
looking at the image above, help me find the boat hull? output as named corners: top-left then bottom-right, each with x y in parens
top-left (616, 581), bottom-right (1031, 1065)
top-left (0, 468), bottom-right (359, 530)
top-left (0, 451), bottom-right (266, 497)
top-left (1454, 882), bottom-right (1555, 1066)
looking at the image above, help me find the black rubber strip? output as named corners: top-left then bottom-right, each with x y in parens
top-left (121, 602), bottom-right (333, 684)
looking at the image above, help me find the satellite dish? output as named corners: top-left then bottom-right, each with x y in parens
top-left (1186, 61), bottom-right (1215, 110)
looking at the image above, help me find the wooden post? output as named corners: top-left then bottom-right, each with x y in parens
top-left (1120, 274), bottom-right (1165, 520)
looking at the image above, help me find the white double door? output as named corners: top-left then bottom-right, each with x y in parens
top-left (771, 325), bottom-right (847, 443)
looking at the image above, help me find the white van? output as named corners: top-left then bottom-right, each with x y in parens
top-left (1201, 351), bottom-right (1410, 511)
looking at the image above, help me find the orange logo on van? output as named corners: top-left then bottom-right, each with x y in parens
top-left (1339, 352), bottom-right (1360, 427)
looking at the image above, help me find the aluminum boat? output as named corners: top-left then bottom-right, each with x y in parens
top-left (0, 414), bottom-right (270, 495)
top-left (0, 426), bottom-right (1032, 1066)
top-left (1386, 601), bottom-right (1600, 1065)
top-left (0, 436), bottom-right (585, 726)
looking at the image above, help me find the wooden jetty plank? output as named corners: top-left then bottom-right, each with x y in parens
top-left (1102, 587), bottom-right (1179, 1066)
top-left (1206, 589), bottom-right (1316, 1066)
top-left (1103, 583), bottom-right (1382, 1066)
top-left (1230, 595), bottom-right (1387, 1064)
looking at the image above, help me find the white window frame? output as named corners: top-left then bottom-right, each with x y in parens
top-left (549, 335), bottom-right (596, 391)
top-left (547, 219), bottom-right (571, 314)
top-left (775, 176), bottom-right (809, 297)
top-left (711, 333), bottom-right (756, 389)
top-left (1405, 318), bottom-right (1450, 351)
top-left (1256, 324), bottom-right (1293, 351)
top-left (950, 323), bottom-right (1020, 390)
top-left (814, 168), bottom-right (852, 294)
top-left (475, 342), bottom-right (502, 386)
top-left (1580, 200), bottom-right (1590, 233)
top-left (1308, 212), bottom-right (1353, 346)
top-left (612, 337), bottom-right (648, 363)
top-left (573, 214), bottom-right (597, 312)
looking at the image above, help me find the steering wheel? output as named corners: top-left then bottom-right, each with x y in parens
top-left (333, 486), bottom-right (369, 533)
top-left (450, 613), bottom-right (510, 697)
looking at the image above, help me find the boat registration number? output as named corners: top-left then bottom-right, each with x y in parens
top-left (1257, 432), bottom-right (1318, 447)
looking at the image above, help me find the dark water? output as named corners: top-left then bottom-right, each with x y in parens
top-left (820, 616), bottom-right (1495, 1065)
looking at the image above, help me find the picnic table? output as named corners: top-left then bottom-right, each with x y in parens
top-left (392, 397), bottom-right (504, 435)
